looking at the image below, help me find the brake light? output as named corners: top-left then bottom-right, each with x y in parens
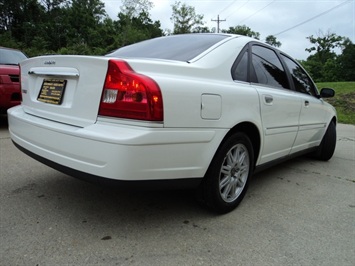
top-left (99, 59), bottom-right (163, 121)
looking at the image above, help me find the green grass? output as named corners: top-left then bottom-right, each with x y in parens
top-left (316, 82), bottom-right (355, 125)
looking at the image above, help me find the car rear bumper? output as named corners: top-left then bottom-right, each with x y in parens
top-left (8, 106), bottom-right (224, 182)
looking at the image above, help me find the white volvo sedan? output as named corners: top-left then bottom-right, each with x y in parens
top-left (8, 34), bottom-right (337, 213)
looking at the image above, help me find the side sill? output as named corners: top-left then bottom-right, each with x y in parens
top-left (254, 146), bottom-right (318, 174)
top-left (12, 141), bottom-right (203, 190)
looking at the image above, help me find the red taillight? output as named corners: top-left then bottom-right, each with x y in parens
top-left (99, 59), bottom-right (163, 121)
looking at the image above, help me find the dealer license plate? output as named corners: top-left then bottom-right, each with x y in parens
top-left (37, 79), bottom-right (67, 105)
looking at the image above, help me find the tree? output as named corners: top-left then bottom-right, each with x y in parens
top-left (170, 1), bottom-right (204, 34)
top-left (222, 25), bottom-right (260, 40)
top-left (116, 11), bottom-right (163, 46)
top-left (305, 31), bottom-right (344, 81)
top-left (117, 0), bottom-right (162, 47)
top-left (0, 0), bottom-right (165, 56)
top-left (0, 0), bottom-right (45, 46)
top-left (337, 38), bottom-right (355, 81)
top-left (305, 31), bottom-right (343, 64)
top-left (120, 0), bottom-right (153, 18)
top-left (39, 0), bottom-right (71, 52)
top-left (67, 0), bottom-right (107, 46)
top-left (265, 35), bottom-right (281, 47)
top-left (0, 0), bottom-right (16, 32)
top-left (322, 58), bottom-right (340, 82)
top-left (192, 26), bottom-right (211, 33)
top-left (40, 0), bottom-right (68, 12)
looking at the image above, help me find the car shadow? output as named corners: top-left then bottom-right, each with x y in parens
top-left (8, 156), bottom-right (312, 220)
top-left (0, 114), bottom-right (8, 129)
top-left (4, 144), bottom-right (325, 239)
top-left (8, 171), bottom-right (215, 225)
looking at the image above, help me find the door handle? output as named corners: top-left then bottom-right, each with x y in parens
top-left (304, 100), bottom-right (309, 107)
top-left (264, 95), bottom-right (273, 105)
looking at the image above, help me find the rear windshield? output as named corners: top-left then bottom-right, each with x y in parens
top-left (107, 34), bottom-right (229, 62)
top-left (0, 48), bottom-right (27, 65)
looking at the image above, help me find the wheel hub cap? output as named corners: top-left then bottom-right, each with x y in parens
top-left (219, 143), bottom-right (250, 203)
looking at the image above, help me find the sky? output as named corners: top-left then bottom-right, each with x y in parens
top-left (102, 0), bottom-right (355, 60)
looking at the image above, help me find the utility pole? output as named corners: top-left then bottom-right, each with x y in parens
top-left (211, 15), bottom-right (226, 33)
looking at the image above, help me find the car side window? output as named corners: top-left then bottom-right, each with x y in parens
top-left (232, 50), bottom-right (248, 82)
top-left (281, 55), bottom-right (317, 96)
top-left (251, 45), bottom-right (289, 89)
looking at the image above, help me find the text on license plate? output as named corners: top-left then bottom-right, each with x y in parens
top-left (37, 79), bottom-right (67, 105)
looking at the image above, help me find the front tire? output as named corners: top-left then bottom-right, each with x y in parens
top-left (313, 121), bottom-right (336, 161)
top-left (200, 133), bottom-right (254, 214)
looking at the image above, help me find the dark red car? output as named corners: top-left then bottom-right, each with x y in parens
top-left (0, 47), bottom-right (27, 113)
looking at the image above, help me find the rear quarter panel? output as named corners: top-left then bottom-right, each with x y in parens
top-left (127, 37), bottom-right (262, 130)
top-left (126, 37), bottom-right (263, 167)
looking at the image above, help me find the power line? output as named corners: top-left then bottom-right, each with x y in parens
top-left (273, 0), bottom-right (352, 37)
top-left (218, 0), bottom-right (239, 17)
top-left (238, 0), bottom-right (276, 24)
top-left (225, 0), bottom-right (251, 19)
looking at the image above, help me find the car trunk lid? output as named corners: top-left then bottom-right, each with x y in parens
top-left (20, 55), bottom-right (109, 127)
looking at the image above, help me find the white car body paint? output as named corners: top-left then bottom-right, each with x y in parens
top-left (8, 35), bottom-right (336, 182)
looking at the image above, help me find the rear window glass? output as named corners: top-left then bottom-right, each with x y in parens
top-left (0, 48), bottom-right (27, 65)
top-left (107, 34), bottom-right (229, 62)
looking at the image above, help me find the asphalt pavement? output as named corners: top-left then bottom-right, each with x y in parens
top-left (0, 114), bottom-right (354, 266)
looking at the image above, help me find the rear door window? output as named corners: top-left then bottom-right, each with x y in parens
top-left (251, 45), bottom-right (289, 89)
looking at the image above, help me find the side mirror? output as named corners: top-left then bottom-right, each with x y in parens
top-left (319, 88), bottom-right (335, 98)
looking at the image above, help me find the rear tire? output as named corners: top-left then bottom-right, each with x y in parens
top-left (313, 121), bottom-right (336, 161)
top-left (199, 132), bottom-right (254, 214)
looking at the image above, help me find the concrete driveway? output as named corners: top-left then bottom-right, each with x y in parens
top-left (1, 115), bottom-right (354, 265)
